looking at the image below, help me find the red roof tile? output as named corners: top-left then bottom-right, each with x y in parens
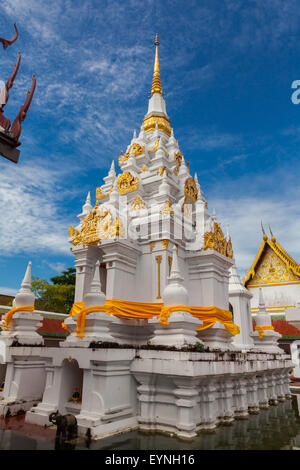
top-left (253, 319), bottom-right (300, 336)
top-left (38, 318), bottom-right (67, 336)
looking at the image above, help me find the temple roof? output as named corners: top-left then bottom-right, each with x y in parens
top-left (244, 225), bottom-right (300, 287)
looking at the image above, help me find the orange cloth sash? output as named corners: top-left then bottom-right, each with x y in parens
top-left (2, 306), bottom-right (34, 331)
top-left (64, 299), bottom-right (240, 339)
top-left (254, 325), bottom-right (274, 339)
top-left (159, 305), bottom-right (240, 335)
top-left (62, 301), bottom-right (84, 331)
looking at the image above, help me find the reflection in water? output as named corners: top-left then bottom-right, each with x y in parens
top-left (1, 398), bottom-right (300, 450)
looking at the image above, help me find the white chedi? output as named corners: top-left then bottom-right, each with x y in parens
top-left (14, 261), bottom-right (35, 308)
top-left (162, 245), bottom-right (188, 307)
top-left (62, 260), bottom-right (115, 347)
top-left (251, 287), bottom-right (282, 354)
top-left (255, 288), bottom-right (272, 327)
top-left (1, 261), bottom-right (43, 345)
top-left (158, 170), bottom-right (170, 197)
top-left (149, 245), bottom-right (202, 347)
top-left (83, 261), bottom-right (105, 308)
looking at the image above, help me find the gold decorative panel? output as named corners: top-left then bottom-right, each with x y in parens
top-left (204, 222), bottom-right (233, 259)
top-left (174, 150), bottom-right (183, 166)
top-left (184, 177), bottom-right (198, 203)
top-left (119, 143), bottom-right (145, 165)
top-left (130, 194), bottom-right (146, 211)
top-left (247, 246), bottom-right (300, 286)
top-left (143, 114), bottom-right (171, 136)
top-left (160, 199), bottom-right (174, 217)
top-left (69, 204), bottom-right (125, 246)
top-left (117, 172), bottom-right (139, 194)
top-left (149, 137), bottom-right (160, 153)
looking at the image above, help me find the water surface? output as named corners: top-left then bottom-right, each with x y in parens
top-left (1, 396), bottom-right (300, 450)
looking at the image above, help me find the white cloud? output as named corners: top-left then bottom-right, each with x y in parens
top-left (0, 286), bottom-right (17, 296)
top-left (48, 262), bottom-right (66, 273)
top-left (0, 161), bottom-right (73, 256)
top-left (211, 196), bottom-right (300, 276)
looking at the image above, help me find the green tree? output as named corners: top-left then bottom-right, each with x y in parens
top-left (50, 267), bottom-right (76, 286)
top-left (32, 268), bottom-right (75, 314)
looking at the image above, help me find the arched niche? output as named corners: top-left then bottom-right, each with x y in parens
top-left (58, 358), bottom-right (83, 415)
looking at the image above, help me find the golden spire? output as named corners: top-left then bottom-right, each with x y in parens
top-left (261, 221), bottom-right (267, 241)
top-left (151, 33), bottom-right (163, 96)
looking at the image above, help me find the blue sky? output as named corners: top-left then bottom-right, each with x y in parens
top-left (1, 0), bottom-right (300, 295)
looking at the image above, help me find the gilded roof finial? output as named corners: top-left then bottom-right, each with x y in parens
top-left (151, 33), bottom-right (163, 96)
top-left (269, 224), bottom-right (276, 242)
top-left (261, 221), bottom-right (267, 241)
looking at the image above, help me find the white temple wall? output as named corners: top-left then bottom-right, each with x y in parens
top-left (187, 252), bottom-right (232, 309)
top-left (100, 240), bottom-right (140, 301)
top-left (249, 283), bottom-right (300, 312)
top-left (73, 246), bottom-right (100, 302)
top-left (230, 292), bottom-right (254, 349)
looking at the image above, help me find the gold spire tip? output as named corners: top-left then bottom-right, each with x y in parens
top-left (261, 221), bottom-right (267, 241)
top-left (151, 32), bottom-right (162, 96)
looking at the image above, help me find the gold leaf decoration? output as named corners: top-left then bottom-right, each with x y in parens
top-left (149, 137), bottom-right (160, 153)
top-left (130, 194), bottom-right (146, 211)
top-left (96, 186), bottom-right (112, 201)
top-left (119, 143), bottom-right (145, 166)
top-left (161, 239), bottom-right (169, 250)
top-left (157, 166), bottom-right (168, 176)
top-left (143, 114), bottom-right (171, 136)
top-left (184, 177), bottom-right (198, 203)
top-left (174, 150), bottom-right (183, 166)
top-left (247, 246), bottom-right (299, 286)
top-left (160, 198), bottom-right (174, 217)
top-left (117, 171), bottom-right (139, 194)
top-left (69, 203), bottom-right (126, 246)
top-left (203, 222), bottom-right (233, 259)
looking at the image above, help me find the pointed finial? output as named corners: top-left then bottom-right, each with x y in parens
top-left (108, 160), bottom-right (116, 178)
top-left (151, 33), bottom-right (163, 96)
top-left (82, 191), bottom-right (92, 214)
top-left (269, 224), bottom-right (276, 242)
top-left (226, 223), bottom-right (230, 240)
top-left (258, 287), bottom-right (266, 309)
top-left (261, 221), bottom-right (267, 241)
top-left (15, 261), bottom-right (35, 307)
top-left (169, 245), bottom-right (182, 281)
top-left (21, 261), bottom-right (32, 291)
top-left (133, 129), bottom-right (136, 139)
top-left (90, 261), bottom-right (101, 292)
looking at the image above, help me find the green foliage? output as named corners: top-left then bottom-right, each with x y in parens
top-left (50, 267), bottom-right (76, 286)
top-left (32, 271), bottom-right (75, 314)
top-left (193, 342), bottom-right (205, 352)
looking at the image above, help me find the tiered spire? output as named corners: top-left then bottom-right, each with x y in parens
top-left (151, 33), bottom-right (162, 96)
